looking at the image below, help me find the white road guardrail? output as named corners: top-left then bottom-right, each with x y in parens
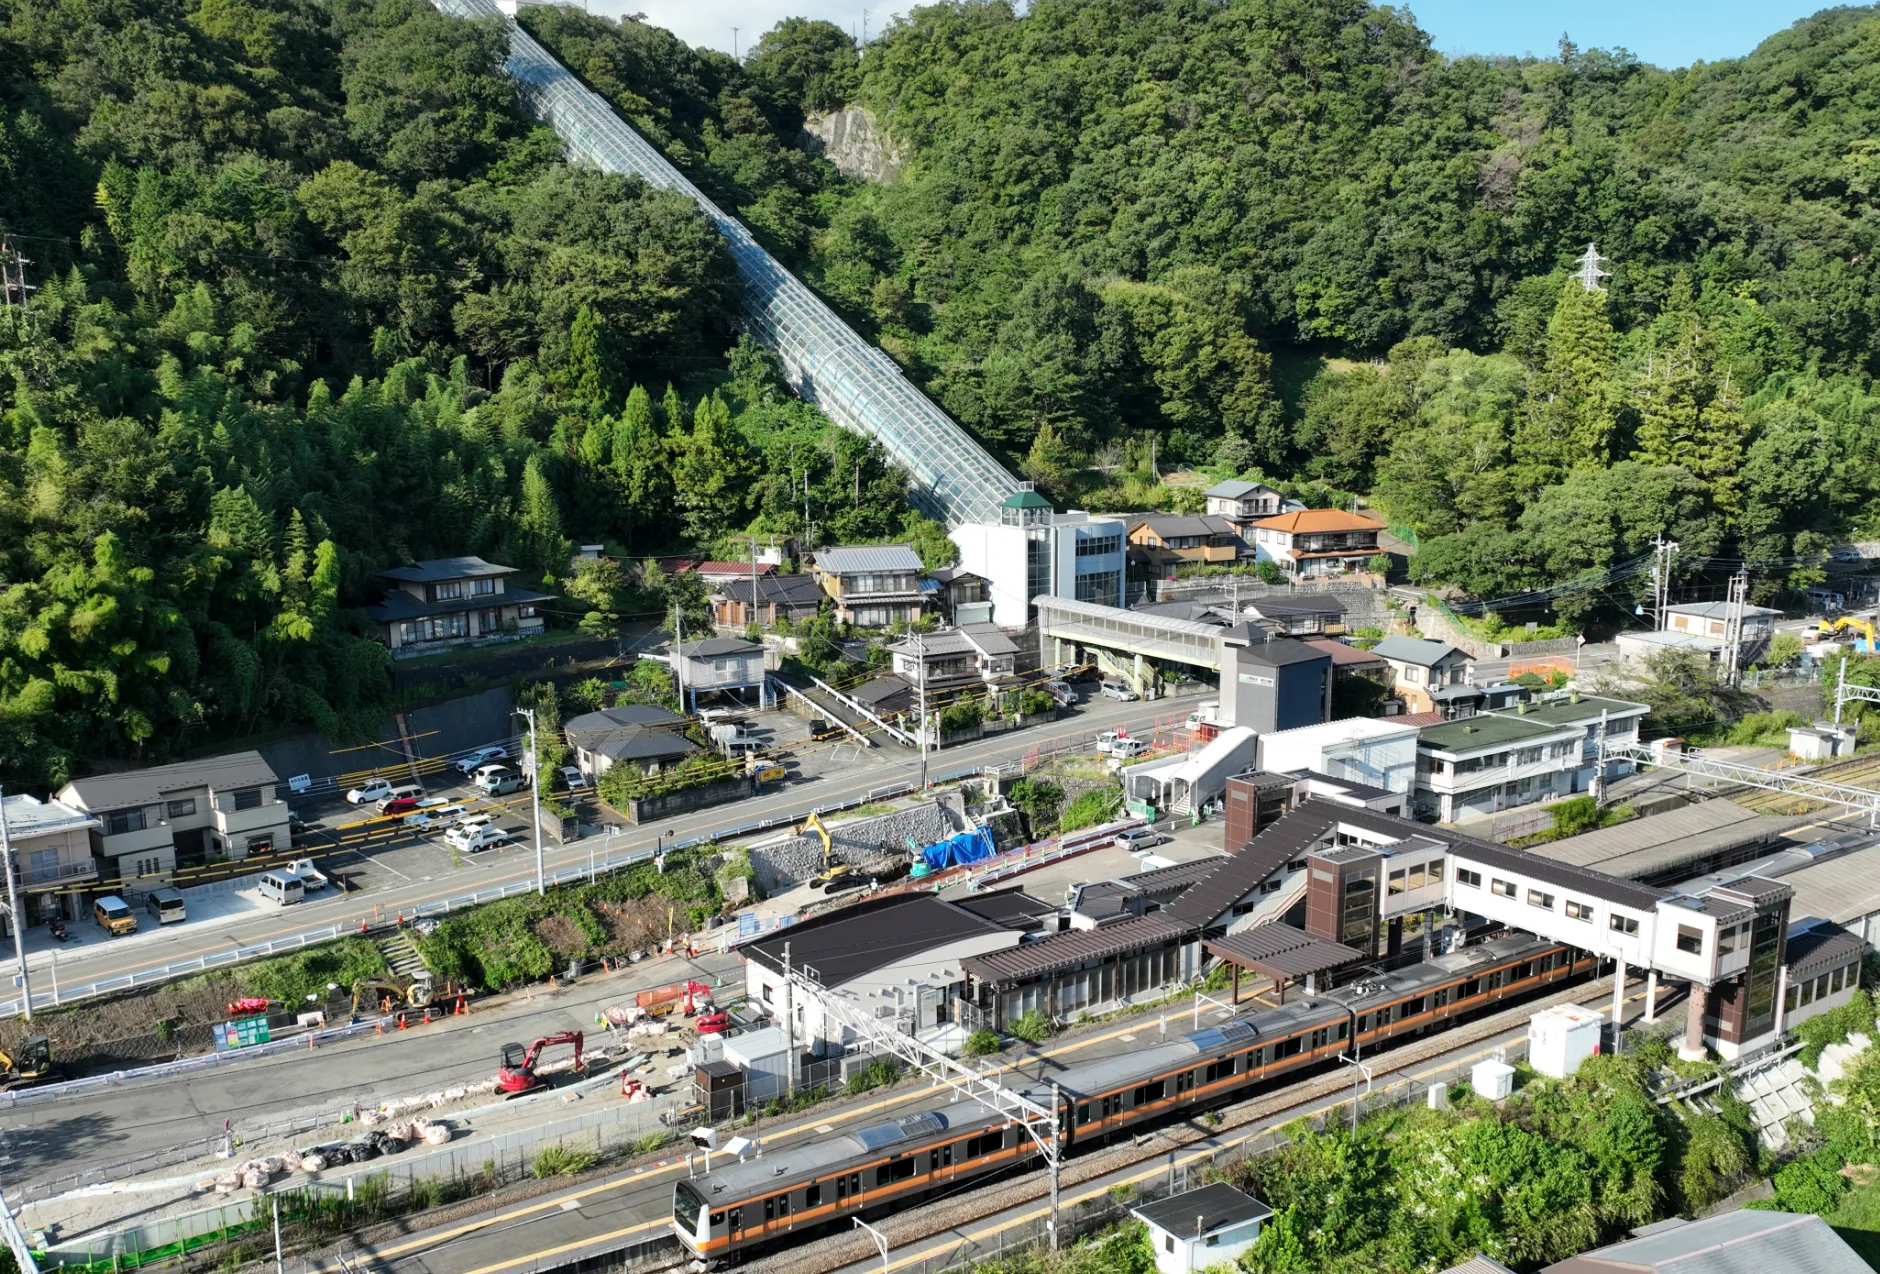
top-left (0, 778), bottom-right (953, 1020)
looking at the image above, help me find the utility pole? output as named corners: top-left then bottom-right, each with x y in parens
top-left (1047, 1082), bottom-right (1062, 1250)
top-left (782, 942), bottom-right (795, 1100)
top-left (730, 26), bottom-right (739, 58)
top-left (515, 708), bottom-right (545, 896)
top-left (1722, 568), bottom-right (1749, 687)
top-left (673, 605), bottom-right (687, 714)
top-left (1649, 534), bottom-right (1680, 630)
top-left (0, 791), bottom-right (30, 1021)
top-left (916, 627), bottom-right (929, 789)
top-left (1590, 709), bottom-right (1610, 806)
top-left (0, 235), bottom-right (35, 312)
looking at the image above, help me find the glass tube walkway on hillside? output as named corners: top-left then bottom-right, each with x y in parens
top-left (437, 0), bottom-right (1022, 527)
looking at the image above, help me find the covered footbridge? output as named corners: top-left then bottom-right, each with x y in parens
top-left (1035, 596), bottom-right (1222, 695)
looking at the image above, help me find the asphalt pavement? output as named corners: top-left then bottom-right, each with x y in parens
top-left (10, 697), bottom-right (1189, 1008)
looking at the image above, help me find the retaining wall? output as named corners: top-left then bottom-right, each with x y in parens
top-left (746, 801), bottom-right (960, 894)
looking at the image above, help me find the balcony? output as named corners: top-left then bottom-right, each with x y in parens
top-left (24, 856), bottom-right (98, 887)
top-left (98, 823), bottom-right (173, 857)
top-left (214, 800), bottom-right (291, 837)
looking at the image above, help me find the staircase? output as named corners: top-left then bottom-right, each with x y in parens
top-left (377, 930), bottom-right (429, 980)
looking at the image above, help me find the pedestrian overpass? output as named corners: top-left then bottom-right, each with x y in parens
top-left (1034, 596), bottom-right (1224, 693)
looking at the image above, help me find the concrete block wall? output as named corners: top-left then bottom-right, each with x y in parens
top-left (747, 801), bottom-right (962, 894)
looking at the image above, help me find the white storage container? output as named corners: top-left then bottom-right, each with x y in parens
top-left (723, 1026), bottom-right (792, 1102)
top-left (1527, 1004), bottom-right (1604, 1078)
top-left (1472, 1059), bottom-right (1515, 1101)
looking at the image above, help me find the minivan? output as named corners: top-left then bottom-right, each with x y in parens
top-left (146, 887), bottom-right (187, 925)
top-left (474, 767), bottom-right (525, 796)
top-left (93, 895), bottom-right (137, 936)
top-left (258, 872), bottom-right (305, 906)
top-left (378, 782), bottom-right (426, 807)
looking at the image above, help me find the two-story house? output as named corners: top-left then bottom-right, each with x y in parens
top-left (1202, 480), bottom-right (1285, 549)
top-left (1125, 514), bottom-right (1241, 582)
top-left (888, 624), bottom-right (1019, 690)
top-left (0, 794), bottom-right (99, 921)
top-left (923, 567), bottom-right (992, 625)
top-left (1370, 636), bottom-right (1474, 713)
top-left (1247, 509), bottom-right (1384, 577)
top-left (810, 546), bottom-right (926, 627)
top-left (712, 573), bottom-right (825, 629)
top-left (57, 751), bottom-right (290, 887)
top-left (676, 636), bottom-right (772, 711)
top-left (363, 557), bottom-right (554, 656)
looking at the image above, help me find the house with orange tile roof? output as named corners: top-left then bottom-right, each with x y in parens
top-left (1248, 508), bottom-right (1386, 578)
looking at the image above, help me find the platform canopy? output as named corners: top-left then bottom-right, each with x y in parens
top-left (1206, 923), bottom-right (1366, 982)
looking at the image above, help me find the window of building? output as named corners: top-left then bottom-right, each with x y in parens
top-left (104, 808), bottom-right (147, 837)
top-left (1564, 899), bottom-right (1594, 921)
top-left (1404, 666), bottom-right (1425, 684)
top-left (1490, 878), bottom-right (1515, 898)
top-left (1527, 889), bottom-right (1554, 910)
top-left (1074, 570), bottom-right (1121, 605)
top-left (1406, 863), bottom-right (1427, 890)
top-left (1610, 914), bottom-right (1639, 936)
top-left (27, 850), bottom-right (58, 882)
top-left (233, 788), bottom-right (263, 812)
top-left (1676, 925), bottom-right (1704, 955)
top-left (167, 798), bottom-right (196, 818)
top-left (1718, 924), bottom-right (1739, 955)
top-left (1075, 534), bottom-right (1121, 558)
top-left (434, 580), bottom-right (464, 601)
top-left (247, 834), bottom-right (273, 854)
top-left (1456, 868), bottom-right (1481, 888)
top-left (399, 614), bottom-right (468, 644)
top-left (470, 576), bottom-right (496, 596)
top-left (1426, 859), bottom-right (1444, 883)
top-left (135, 856), bottom-right (162, 878)
top-left (1388, 869), bottom-right (1406, 895)
top-left (518, 605), bottom-right (538, 619)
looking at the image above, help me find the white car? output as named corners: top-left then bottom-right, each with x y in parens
top-left (446, 824), bottom-right (510, 854)
top-left (1096, 731), bottom-right (1128, 755)
top-left (404, 803), bottom-right (466, 830)
top-left (345, 778), bottom-right (394, 805)
top-left (1108, 738), bottom-right (1149, 760)
top-left (1114, 827), bottom-right (1161, 851)
top-left (455, 746), bottom-right (509, 776)
top-left (1098, 682), bottom-right (1139, 702)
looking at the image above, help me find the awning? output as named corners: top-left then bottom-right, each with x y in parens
top-left (1206, 924), bottom-right (1367, 981)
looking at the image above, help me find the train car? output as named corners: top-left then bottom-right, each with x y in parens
top-left (674, 1099), bottom-right (1055, 1264)
top-left (673, 935), bottom-right (1598, 1265)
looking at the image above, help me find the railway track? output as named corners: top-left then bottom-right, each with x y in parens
top-left (745, 970), bottom-right (1625, 1274)
top-left (1729, 751), bottom-right (1880, 816)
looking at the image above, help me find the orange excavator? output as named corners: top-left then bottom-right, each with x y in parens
top-left (497, 1030), bottom-right (585, 1096)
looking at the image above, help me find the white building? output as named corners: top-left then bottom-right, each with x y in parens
top-left (0, 794), bottom-right (99, 921)
top-left (57, 751), bottom-right (289, 889)
top-left (1255, 716), bottom-right (1421, 794)
top-left (953, 490), bottom-right (1126, 628)
top-left (1412, 694), bottom-right (1649, 822)
top-left (1130, 1184), bottom-right (1272, 1274)
top-left (741, 894), bottom-right (1022, 1053)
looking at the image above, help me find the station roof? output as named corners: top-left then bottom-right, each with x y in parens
top-left (744, 894), bottom-right (1011, 988)
top-left (1532, 800), bottom-right (1807, 882)
top-left (1206, 924), bottom-right (1366, 980)
top-left (961, 914), bottom-right (1187, 987)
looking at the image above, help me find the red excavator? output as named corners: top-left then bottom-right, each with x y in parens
top-left (496, 1030), bottom-right (585, 1096)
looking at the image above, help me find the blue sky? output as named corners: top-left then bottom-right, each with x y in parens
top-left (600, 0), bottom-right (1831, 65)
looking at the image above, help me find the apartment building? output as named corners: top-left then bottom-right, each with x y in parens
top-left (57, 751), bottom-right (290, 887)
top-left (1413, 695), bottom-right (1650, 823)
top-left (0, 794), bottom-right (100, 921)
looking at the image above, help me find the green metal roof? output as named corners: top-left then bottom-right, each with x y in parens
top-left (1417, 714), bottom-right (1566, 754)
top-left (1000, 490), bottom-right (1054, 509)
top-left (1506, 695), bottom-right (1650, 727)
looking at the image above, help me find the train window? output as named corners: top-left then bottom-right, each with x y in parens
top-left (941, 1144), bottom-right (953, 1168)
top-left (837, 1176), bottom-right (848, 1199)
top-left (1461, 977), bottom-right (1481, 997)
top-left (1309, 1028), bottom-right (1328, 1049)
top-left (849, 1173), bottom-right (861, 1195)
top-left (1486, 971), bottom-right (1503, 989)
top-left (1356, 1012), bottom-right (1370, 1033)
top-left (1077, 1104), bottom-right (1090, 1123)
top-left (1515, 961), bottom-right (1532, 980)
top-left (729, 1208), bottom-right (742, 1232)
top-left (777, 1194), bottom-right (791, 1218)
top-left (875, 1160), bottom-right (916, 1188)
top-left (1205, 1058), bottom-right (1234, 1083)
top-left (711, 1212), bottom-right (724, 1227)
top-left (1133, 1080), bottom-right (1167, 1104)
top-left (764, 1198), bottom-right (775, 1222)
top-left (1403, 995), bottom-right (1426, 1016)
top-left (806, 1184), bottom-right (822, 1208)
top-left (1250, 1046), bottom-right (1264, 1068)
top-left (1176, 1070), bottom-right (1194, 1092)
top-left (1335, 1020), bottom-right (1348, 1040)
top-left (1433, 988), bottom-right (1448, 1008)
top-left (967, 1132), bottom-right (1002, 1158)
top-left (1273, 1036), bottom-right (1301, 1060)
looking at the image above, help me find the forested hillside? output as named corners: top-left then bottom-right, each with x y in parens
top-left (531, 0), bottom-right (1880, 611)
top-left (0, 0), bottom-right (923, 786)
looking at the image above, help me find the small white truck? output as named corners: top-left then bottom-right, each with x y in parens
top-left (282, 858), bottom-right (329, 891)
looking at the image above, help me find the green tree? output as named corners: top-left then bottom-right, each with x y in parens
top-left (671, 392), bottom-right (757, 541)
top-left (1514, 278), bottom-right (1617, 492)
top-left (517, 454), bottom-right (572, 577)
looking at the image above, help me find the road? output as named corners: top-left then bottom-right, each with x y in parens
top-left (1, 949), bottom-right (740, 1189)
top-left (1, 696), bottom-right (1190, 1015)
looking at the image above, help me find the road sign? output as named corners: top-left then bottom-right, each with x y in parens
top-left (215, 1016), bottom-right (272, 1051)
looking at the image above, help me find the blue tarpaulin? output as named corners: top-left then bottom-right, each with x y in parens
top-left (918, 826), bottom-right (995, 871)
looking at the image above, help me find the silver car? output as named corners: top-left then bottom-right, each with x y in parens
top-left (1098, 682), bottom-right (1139, 701)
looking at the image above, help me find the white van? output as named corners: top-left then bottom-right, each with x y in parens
top-left (258, 872), bottom-right (305, 906)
